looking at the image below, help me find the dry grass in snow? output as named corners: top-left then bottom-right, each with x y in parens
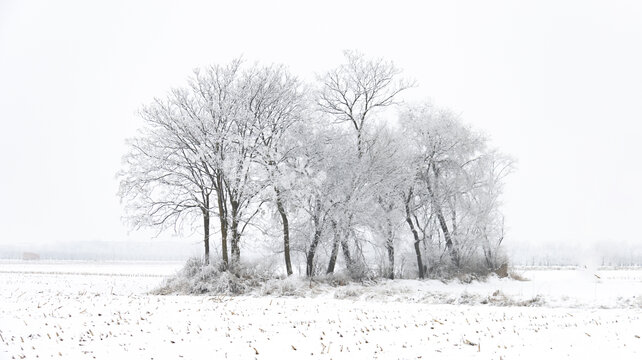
top-left (1, 261), bottom-right (642, 359)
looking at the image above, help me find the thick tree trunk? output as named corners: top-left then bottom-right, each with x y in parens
top-left (274, 188), bottom-right (292, 276)
top-left (341, 215), bottom-right (354, 269)
top-left (306, 205), bottom-right (323, 277)
top-left (230, 200), bottom-right (241, 264)
top-left (326, 222), bottom-right (340, 274)
top-left (404, 189), bottom-right (424, 279)
top-left (326, 238), bottom-right (339, 274)
top-left (230, 228), bottom-right (240, 263)
top-left (216, 173), bottom-right (228, 267)
top-left (306, 227), bottom-right (322, 277)
top-left (341, 236), bottom-right (352, 269)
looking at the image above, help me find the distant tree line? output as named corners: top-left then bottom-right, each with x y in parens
top-left (118, 51), bottom-right (513, 279)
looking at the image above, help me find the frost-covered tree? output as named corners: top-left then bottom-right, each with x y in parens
top-left (118, 90), bottom-right (216, 263)
top-left (316, 50), bottom-right (413, 278)
top-left (459, 151), bottom-right (514, 270)
top-left (247, 65), bottom-right (306, 276)
top-left (187, 59), bottom-right (244, 266)
top-left (318, 50), bottom-right (413, 157)
top-left (119, 52), bottom-right (513, 281)
top-left (355, 127), bottom-right (409, 279)
top-left (202, 63), bottom-right (305, 267)
top-left (400, 103), bottom-right (513, 275)
top-left (119, 60), bottom-right (306, 269)
top-left (288, 124), bottom-right (347, 276)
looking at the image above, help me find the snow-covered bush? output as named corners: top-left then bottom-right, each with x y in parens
top-left (323, 272), bottom-right (351, 287)
top-left (346, 260), bottom-right (377, 282)
top-left (259, 277), bottom-right (304, 296)
top-left (333, 286), bottom-right (364, 299)
top-left (154, 257), bottom-right (272, 295)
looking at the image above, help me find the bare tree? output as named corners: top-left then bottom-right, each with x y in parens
top-left (400, 103), bottom-right (512, 275)
top-left (318, 50), bottom-right (414, 156)
top-left (118, 92), bottom-right (215, 263)
top-left (287, 124), bottom-right (345, 277)
top-left (250, 65), bottom-right (306, 276)
top-left (462, 151), bottom-right (514, 270)
top-left (403, 187), bottom-right (425, 278)
top-left (317, 51), bottom-right (413, 277)
top-left (187, 59), bottom-right (244, 266)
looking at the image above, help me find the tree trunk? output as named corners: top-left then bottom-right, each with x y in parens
top-left (306, 203), bottom-right (323, 277)
top-left (425, 166), bottom-right (459, 268)
top-left (341, 215), bottom-right (354, 269)
top-left (341, 236), bottom-right (352, 269)
top-left (230, 200), bottom-right (241, 264)
top-left (484, 243), bottom-right (493, 270)
top-left (306, 230), bottom-right (322, 277)
top-left (356, 129), bottom-right (363, 158)
top-left (404, 189), bottom-right (424, 279)
top-left (306, 227), bottom-right (322, 277)
top-left (435, 211), bottom-right (458, 267)
top-left (275, 188), bottom-right (292, 276)
top-left (326, 222), bottom-right (340, 274)
top-left (203, 209), bottom-right (210, 265)
top-left (386, 239), bottom-right (394, 279)
top-left (231, 226), bottom-right (240, 264)
top-left (216, 173), bottom-right (228, 267)
top-left (385, 218), bottom-right (395, 280)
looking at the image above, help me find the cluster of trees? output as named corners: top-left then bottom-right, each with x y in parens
top-left (118, 51), bottom-right (513, 279)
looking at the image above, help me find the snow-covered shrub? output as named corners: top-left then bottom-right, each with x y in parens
top-left (508, 269), bottom-right (529, 281)
top-left (346, 260), bottom-right (377, 282)
top-left (229, 258), bottom-right (278, 282)
top-left (334, 286), bottom-right (364, 299)
top-left (154, 257), bottom-right (275, 295)
top-left (259, 277), bottom-right (303, 296)
top-left (323, 272), bottom-right (351, 287)
top-left (479, 290), bottom-right (544, 307)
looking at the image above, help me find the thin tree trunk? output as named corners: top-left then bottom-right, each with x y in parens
top-left (425, 166), bottom-right (459, 267)
top-left (357, 130), bottom-right (363, 158)
top-left (216, 173), bottom-right (228, 267)
top-left (202, 208), bottom-right (210, 266)
top-left (484, 243), bottom-right (493, 270)
top-left (385, 218), bottom-right (395, 280)
top-left (435, 211), bottom-right (458, 266)
top-left (306, 202), bottom-right (323, 277)
top-left (404, 189), bottom-right (424, 279)
top-left (386, 239), bottom-right (394, 279)
top-left (275, 188), bottom-right (292, 276)
top-left (378, 197), bottom-right (395, 279)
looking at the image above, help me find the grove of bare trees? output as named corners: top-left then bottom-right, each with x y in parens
top-left (118, 51), bottom-right (513, 279)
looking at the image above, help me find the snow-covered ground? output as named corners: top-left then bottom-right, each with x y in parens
top-left (1, 261), bottom-right (641, 359)
top-left (0, 259), bottom-right (183, 277)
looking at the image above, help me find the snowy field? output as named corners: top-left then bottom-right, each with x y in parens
top-left (1, 261), bottom-right (642, 359)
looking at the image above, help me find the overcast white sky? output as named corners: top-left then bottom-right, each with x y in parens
top-left (1, 0), bottom-right (641, 252)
